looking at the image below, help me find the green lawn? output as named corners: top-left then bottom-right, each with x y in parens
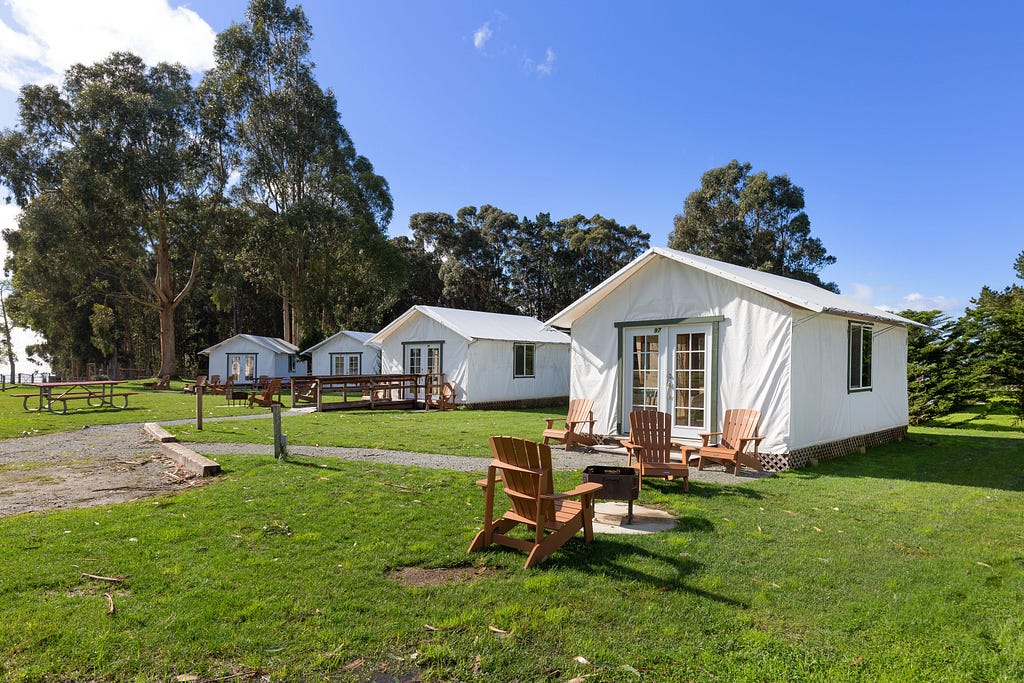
top-left (168, 406), bottom-right (560, 458)
top-left (0, 380), bottom-right (255, 439)
top-left (1, 403), bottom-right (1023, 680)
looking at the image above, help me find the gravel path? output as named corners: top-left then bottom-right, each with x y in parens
top-left (0, 412), bottom-right (770, 518)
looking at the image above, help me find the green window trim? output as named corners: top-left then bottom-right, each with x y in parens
top-left (614, 319), bottom-right (720, 435)
top-left (848, 321), bottom-right (873, 393)
top-left (513, 342), bottom-right (536, 378)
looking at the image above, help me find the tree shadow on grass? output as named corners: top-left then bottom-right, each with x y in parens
top-left (790, 432), bottom-right (1024, 491)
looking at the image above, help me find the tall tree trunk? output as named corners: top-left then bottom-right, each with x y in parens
top-left (0, 288), bottom-right (15, 381)
top-left (155, 230), bottom-right (178, 377)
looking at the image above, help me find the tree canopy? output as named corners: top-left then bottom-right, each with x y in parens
top-left (668, 160), bottom-right (838, 292)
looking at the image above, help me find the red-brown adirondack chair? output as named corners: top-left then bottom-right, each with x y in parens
top-left (427, 381), bottom-right (457, 410)
top-left (468, 436), bottom-right (602, 568)
top-left (542, 398), bottom-right (598, 449)
top-left (183, 375), bottom-right (207, 394)
top-left (248, 378), bottom-right (283, 408)
top-left (619, 409), bottom-right (691, 492)
top-left (142, 375), bottom-right (171, 390)
top-left (697, 409), bottom-right (764, 474)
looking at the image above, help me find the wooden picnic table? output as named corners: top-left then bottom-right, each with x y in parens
top-left (14, 380), bottom-right (137, 415)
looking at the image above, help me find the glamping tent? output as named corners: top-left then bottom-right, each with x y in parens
top-left (302, 330), bottom-right (381, 376)
top-left (200, 334), bottom-right (307, 384)
top-left (369, 306), bottom-right (571, 406)
top-left (545, 247), bottom-right (920, 470)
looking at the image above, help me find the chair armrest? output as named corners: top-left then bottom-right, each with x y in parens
top-left (544, 418), bottom-right (559, 429)
top-left (618, 438), bottom-right (639, 450)
top-left (699, 431), bottom-right (723, 447)
top-left (543, 482), bottom-right (604, 500)
top-left (737, 436), bottom-right (766, 451)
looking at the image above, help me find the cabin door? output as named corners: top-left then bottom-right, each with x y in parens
top-left (405, 342), bottom-right (442, 401)
top-left (623, 325), bottom-right (712, 440)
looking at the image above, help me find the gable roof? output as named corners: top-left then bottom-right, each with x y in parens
top-left (546, 247), bottom-right (921, 328)
top-left (200, 334), bottom-right (299, 356)
top-left (302, 330), bottom-right (381, 355)
top-left (369, 306), bottom-right (570, 345)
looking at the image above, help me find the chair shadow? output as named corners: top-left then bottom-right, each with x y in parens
top-left (543, 537), bottom-right (747, 608)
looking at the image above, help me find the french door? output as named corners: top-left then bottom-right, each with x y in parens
top-left (623, 325), bottom-right (713, 440)
top-left (405, 343), bottom-right (442, 400)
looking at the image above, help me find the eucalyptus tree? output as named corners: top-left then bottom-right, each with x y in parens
top-left (0, 52), bottom-right (229, 376)
top-left (204, 0), bottom-right (396, 343)
top-left (669, 160), bottom-right (838, 292)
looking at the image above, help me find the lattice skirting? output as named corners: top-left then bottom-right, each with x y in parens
top-left (463, 396), bottom-right (569, 410)
top-left (758, 425), bottom-right (909, 471)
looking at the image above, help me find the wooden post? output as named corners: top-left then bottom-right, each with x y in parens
top-left (196, 386), bottom-right (203, 431)
top-left (272, 404), bottom-right (284, 459)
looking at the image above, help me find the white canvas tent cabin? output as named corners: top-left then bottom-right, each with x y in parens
top-left (200, 334), bottom-right (307, 384)
top-left (546, 247), bottom-right (922, 471)
top-left (302, 330), bottom-right (381, 376)
top-left (369, 306), bottom-right (571, 407)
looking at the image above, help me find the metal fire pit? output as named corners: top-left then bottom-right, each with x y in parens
top-left (582, 465), bottom-right (639, 524)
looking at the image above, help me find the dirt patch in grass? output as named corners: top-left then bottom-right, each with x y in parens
top-left (387, 565), bottom-right (498, 587)
top-left (0, 424), bottom-right (206, 518)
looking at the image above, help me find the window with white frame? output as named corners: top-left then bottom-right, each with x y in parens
top-left (848, 322), bottom-right (873, 391)
top-left (331, 353), bottom-right (361, 375)
top-left (514, 343), bottom-right (535, 378)
top-left (227, 353), bottom-right (257, 382)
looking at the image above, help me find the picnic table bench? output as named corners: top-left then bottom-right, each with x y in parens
top-left (15, 380), bottom-right (138, 415)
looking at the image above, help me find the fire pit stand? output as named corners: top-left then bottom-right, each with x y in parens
top-left (582, 465), bottom-right (640, 524)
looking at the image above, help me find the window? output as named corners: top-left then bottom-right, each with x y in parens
top-left (848, 322), bottom-right (873, 391)
top-left (331, 353), bottom-right (361, 375)
top-left (514, 343), bottom-right (535, 378)
top-left (288, 355), bottom-right (297, 373)
top-left (227, 353), bottom-right (257, 382)
top-left (407, 347), bottom-right (422, 375)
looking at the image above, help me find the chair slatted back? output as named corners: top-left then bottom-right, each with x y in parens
top-left (260, 378), bottom-right (282, 401)
top-left (209, 375), bottom-right (221, 387)
top-left (628, 409), bottom-right (674, 465)
top-left (489, 436), bottom-right (555, 525)
top-left (565, 398), bottom-right (595, 428)
top-left (721, 409), bottom-right (761, 451)
top-left (195, 375), bottom-right (207, 388)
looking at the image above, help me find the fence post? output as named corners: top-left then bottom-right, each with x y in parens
top-left (196, 386), bottom-right (203, 431)
top-left (272, 404), bottom-right (285, 460)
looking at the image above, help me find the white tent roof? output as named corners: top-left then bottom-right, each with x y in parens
top-left (370, 306), bottom-right (570, 345)
top-left (301, 330), bottom-right (381, 355)
top-left (200, 334), bottom-right (299, 356)
top-left (546, 247), bottom-right (922, 328)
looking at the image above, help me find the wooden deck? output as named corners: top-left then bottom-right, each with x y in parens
top-left (290, 373), bottom-right (443, 412)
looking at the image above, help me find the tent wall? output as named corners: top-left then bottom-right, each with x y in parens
top-left (568, 255), bottom-right (794, 453)
top-left (790, 315), bottom-right (909, 451)
top-left (203, 338), bottom-right (305, 381)
top-left (309, 337), bottom-right (381, 375)
top-left (378, 311), bottom-right (470, 397)
top-left (464, 340), bottom-right (570, 404)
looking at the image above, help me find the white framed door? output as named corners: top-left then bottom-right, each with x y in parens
top-left (622, 325), bottom-right (713, 440)
top-left (405, 342), bottom-right (442, 400)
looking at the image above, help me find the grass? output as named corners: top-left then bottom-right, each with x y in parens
top-left (167, 406), bottom-right (559, 457)
top-left (1, 410), bottom-right (1024, 679)
top-left (0, 380), bottom-right (256, 439)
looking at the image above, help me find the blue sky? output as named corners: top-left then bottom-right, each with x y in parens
top-left (2, 0), bottom-right (1023, 327)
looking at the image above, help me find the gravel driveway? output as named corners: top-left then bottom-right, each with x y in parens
top-left (0, 413), bottom-right (768, 518)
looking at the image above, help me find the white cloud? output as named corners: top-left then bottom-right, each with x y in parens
top-left (472, 21), bottom-right (493, 50)
top-left (0, 0), bottom-right (216, 93)
top-left (0, 204), bottom-right (47, 373)
top-left (886, 292), bottom-right (962, 315)
top-left (536, 48), bottom-right (556, 76)
top-left (847, 282), bottom-right (875, 303)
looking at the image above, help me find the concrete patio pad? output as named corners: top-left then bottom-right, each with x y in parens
top-left (592, 501), bottom-right (678, 535)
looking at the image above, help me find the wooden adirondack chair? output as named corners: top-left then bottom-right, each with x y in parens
top-left (697, 409), bottom-right (765, 474)
top-left (468, 436), bottom-right (603, 569)
top-left (427, 381), bottom-right (456, 411)
top-left (542, 398), bottom-right (598, 449)
top-left (183, 375), bottom-right (207, 394)
top-left (619, 409), bottom-right (691, 492)
top-left (248, 378), bottom-right (283, 408)
top-left (142, 375), bottom-right (171, 390)
top-left (207, 375), bottom-right (224, 395)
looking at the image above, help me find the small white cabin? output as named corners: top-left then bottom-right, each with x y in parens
top-left (200, 334), bottom-right (307, 383)
top-left (546, 247), bottom-right (920, 470)
top-left (302, 330), bottom-right (381, 376)
top-left (369, 306), bottom-right (570, 406)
